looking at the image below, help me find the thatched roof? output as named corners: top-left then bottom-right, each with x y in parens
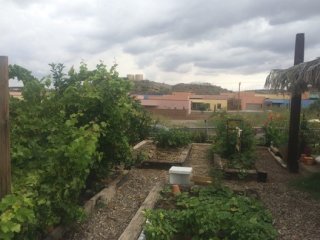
top-left (265, 58), bottom-right (320, 94)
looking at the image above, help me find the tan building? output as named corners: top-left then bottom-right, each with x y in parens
top-left (134, 74), bottom-right (143, 81)
top-left (190, 95), bottom-right (228, 111)
top-left (127, 74), bottom-right (135, 80)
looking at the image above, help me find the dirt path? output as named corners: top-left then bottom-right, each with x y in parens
top-left (184, 143), bottom-right (212, 176)
top-left (65, 169), bottom-right (167, 240)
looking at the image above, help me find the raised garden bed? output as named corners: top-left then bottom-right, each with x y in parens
top-left (137, 141), bottom-right (192, 169)
top-left (213, 152), bottom-right (268, 182)
top-left (142, 185), bottom-right (278, 240)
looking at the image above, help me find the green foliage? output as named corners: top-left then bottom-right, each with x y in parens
top-left (144, 187), bottom-right (277, 240)
top-left (305, 99), bottom-right (320, 117)
top-left (263, 119), bottom-right (288, 148)
top-left (213, 114), bottom-right (255, 169)
top-left (5, 62), bottom-right (151, 239)
top-left (134, 150), bottom-right (149, 165)
top-left (155, 128), bottom-right (191, 148)
top-left (0, 194), bottom-right (36, 240)
top-left (300, 117), bottom-right (320, 155)
top-left (191, 131), bottom-right (208, 143)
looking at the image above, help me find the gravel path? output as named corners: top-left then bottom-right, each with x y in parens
top-left (256, 147), bottom-right (320, 240)
top-left (65, 169), bottom-right (167, 240)
top-left (65, 145), bottom-right (320, 240)
top-left (224, 147), bottom-right (320, 240)
top-left (184, 143), bottom-right (212, 176)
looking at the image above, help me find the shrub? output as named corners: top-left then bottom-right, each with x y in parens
top-left (191, 131), bottom-right (208, 143)
top-left (155, 128), bottom-right (191, 148)
top-left (4, 62), bottom-right (151, 239)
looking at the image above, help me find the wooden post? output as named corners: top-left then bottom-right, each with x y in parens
top-left (287, 33), bottom-right (304, 173)
top-left (0, 56), bottom-right (11, 199)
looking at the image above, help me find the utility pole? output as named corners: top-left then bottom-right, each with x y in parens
top-left (287, 33), bottom-right (304, 173)
top-left (0, 56), bottom-right (11, 199)
top-left (238, 82), bottom-right (241, 112)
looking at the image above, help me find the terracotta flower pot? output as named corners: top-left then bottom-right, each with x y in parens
top-left (303, 156), bottom-right (315, 165)
top-left (300, 154), bottom-right (306, 162)
top-left (171, 184), bottom-right (181, 195)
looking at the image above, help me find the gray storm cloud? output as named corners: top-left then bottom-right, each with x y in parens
top-left (1, 0), bottom-right (320, 89)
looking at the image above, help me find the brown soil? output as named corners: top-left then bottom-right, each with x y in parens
top-left (140, 142), bottom-right (189, 164)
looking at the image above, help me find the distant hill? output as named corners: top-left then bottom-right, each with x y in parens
top-left (131, 80), bottom-right (231, 95)
top-left (131, 80), bottom-right (172, 95)
top-left (172, 83), bottom-right (230, 95)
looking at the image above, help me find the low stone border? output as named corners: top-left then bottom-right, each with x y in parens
top-left (133, 140), bottom-right (153, 150)
top-left (44, 171), bottom-right (129, 240)
top-left (84, 171), bottom-right (129, 214)
top-left (118, 182), bottom-right (163, 240)
top-left (268, 147), bottom-right (287, 168)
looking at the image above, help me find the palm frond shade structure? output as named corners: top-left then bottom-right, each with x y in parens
top-left (265, 58), bottom-right (320, 94)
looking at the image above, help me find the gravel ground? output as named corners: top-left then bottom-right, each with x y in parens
top-left (65, 145), bottom-right (320, 240)
top-left (224, 147), bottom-right (320, 240)
top-left (184, 143), bottom-right (212, 176)
top-left (65, 169), bottom-right (167, 240)
top-left (256, 147), bottom-right (320, 240)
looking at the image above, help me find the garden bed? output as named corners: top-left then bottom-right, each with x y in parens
top-left (213, 153), bottom-right (268, 182)
top-left (143, 185), bottom-right (277, 240)
top-left (138, 141), bottom-right (191, 169)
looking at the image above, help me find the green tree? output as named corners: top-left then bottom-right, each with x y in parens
top-left (3, 62), bottom-right (151, 239)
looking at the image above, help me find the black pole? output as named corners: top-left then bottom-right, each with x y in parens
top-left (287, 33), bottom-right (304, 173)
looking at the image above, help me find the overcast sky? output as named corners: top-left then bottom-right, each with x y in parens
top-left (1, 0), bottom-right (320, 90)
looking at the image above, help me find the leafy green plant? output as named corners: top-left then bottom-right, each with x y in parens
top-left (213, 114), bottom-right (255, 169)
top-left (155, 128), bottom-right (191, 148)
top-left (263, 120), bottom-right (288, 147)
top-left (0, 194), bottom-right (36, 240)
top-left (144, 187), bottom-right (277, 240)
top-left (134, 150), bottom-right (149, 165)
top-left (191, 131), bottom-right (207, 143)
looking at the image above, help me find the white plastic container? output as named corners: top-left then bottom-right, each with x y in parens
top-left (169, 166), bottom-right (192, 186)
